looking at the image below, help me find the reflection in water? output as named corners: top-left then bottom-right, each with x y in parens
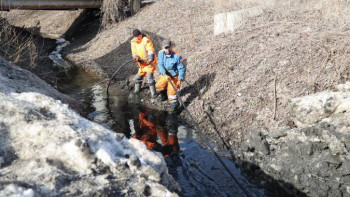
top-left (131, 110), bottom-right (180, 166)
top-left (49, 38), bottom-right (72, 70)
top-left (127, 105), bottom-right (265, 196)
top-left (88, 85), bottom-right (113, 125)
top-left (58, 69), bottom-right (116, 129)
top-left (59, 69), bottom-right (265, 197)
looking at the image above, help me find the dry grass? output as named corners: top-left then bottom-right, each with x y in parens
top-left (0, 18), bottom-right (37, 68)
top-left (101, 0), bottom-right (128, 28)
top-left (213, 0), bottom-right (275, 12)
top-left (199, 0), bottom-right (350, 141)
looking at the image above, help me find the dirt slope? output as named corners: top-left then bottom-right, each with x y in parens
top-left (1, 10), bottom-right (82, 38)
top-left (66, 0), bottom-right (350, 148)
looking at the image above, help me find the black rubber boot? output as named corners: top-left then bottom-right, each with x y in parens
top-left (134, 83), bottom-right (141, 93)
top-left (169, 101), bottom-right (180, 116)
top-left (150, 83), bottom-right (157, 103)
top-left (160, 90), bottom-right (168, 101)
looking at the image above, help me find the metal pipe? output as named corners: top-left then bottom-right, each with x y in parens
top-left (0, 0), bottom-right (102, 10)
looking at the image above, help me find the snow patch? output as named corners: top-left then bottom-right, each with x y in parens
top-left (0, 61), bottom-right (179, 196)
top-left (0, 184), bottom-right (35, 197)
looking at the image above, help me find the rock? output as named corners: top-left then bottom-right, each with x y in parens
top-left (300, 142), bottom-right (313, 156)
top-left (290, 92), bottom-right (350, 128)
top-left (268, 128), bottom-right (288, 139)
top-left (214, 7), bottom-right (263, 35)
top-left (310, 141), bottom-right (328, 154)
top-left (301, 126), bottom-right (322, 137)
top-left (323, 152), bottom-right (341, 166)
top-left (128, 155), bottom-right (141, 169)
top-left (329, 140), bottom-right (346, 155)
top-left (269, 163), bottom-right (282, 172)
top-left (343, 185), bottom-right (350, 197)
top-left (0, 184), bottom-right (35, 197)
top-left (141, 166), bottom-right (161, 183)
top-left (246, 132), bottom-right (270, 155)
top-left (339, 161), bottom-right (350, 176)
top-left (290, 165), bottom-right (304, 175)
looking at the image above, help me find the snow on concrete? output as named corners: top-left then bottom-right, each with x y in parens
top-left (0, 58), bottom-right (179, 196)
top-left (214, 7), bottom-right (263, 35)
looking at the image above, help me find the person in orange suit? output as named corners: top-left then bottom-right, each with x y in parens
top-left (130, 29), bottom-right (157, 100)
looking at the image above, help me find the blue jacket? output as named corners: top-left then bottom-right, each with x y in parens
top-left (157, 50), bottom-right (186, 81)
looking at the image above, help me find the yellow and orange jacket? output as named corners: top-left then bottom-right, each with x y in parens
top-left (130, 34), bottom-right (157, 67)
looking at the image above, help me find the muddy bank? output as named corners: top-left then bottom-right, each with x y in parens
top-left (0, 18), bottom-right (59, 85)
top-left (0, 9), bottom-right (103, 87)
top-left (235, 82), bottom-right (350, 197)
top-left (0, 10), bottom-right (83, 39)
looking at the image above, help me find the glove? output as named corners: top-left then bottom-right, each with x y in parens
top-left (133, 56), bottom-right (140, 62)
top-left (176, 80), bottom-right (182, 89)
top-left (147, 58), bottom-right (154, 64)
top-left (160, 145), bottom-right (173, 156)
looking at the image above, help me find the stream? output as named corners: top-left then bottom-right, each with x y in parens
top-left (51, 38), bottom-right (266, 197)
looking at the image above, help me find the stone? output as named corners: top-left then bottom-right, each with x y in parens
top-left (247, 133), bottom-right (270, 156)
top-left (128, 155), bottom-right (141, 169)
top-left (300, 142), bottom-right (313, 156)
top-left (290, 165), bottom-right (304, 175)
top-left (141, 166), bottom-right (161, 183)
top-left (301, 126), bottom-right (322, 137)
top-left (323, 153), bottom-right (341, 166)
top-left (311, 141), bottom-right (328, 154)
top-left (269, 163), bottom-right (282, 172)
top-left (268, 129), bottom-right (288, 139)
top-left (329, 139), bottom-right (346, 156)
top-left (339, 161), bottom-right (350, 176)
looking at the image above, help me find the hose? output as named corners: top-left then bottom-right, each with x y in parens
top-left (106, 59), bottom-right (134, 120)
top-left (167, 78), bottom-right (252, 197)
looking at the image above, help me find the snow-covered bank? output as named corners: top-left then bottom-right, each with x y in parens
top-left (0, 58), bottom-right (179, 196)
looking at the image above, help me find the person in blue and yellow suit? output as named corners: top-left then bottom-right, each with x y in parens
top-left (130, 29), bottom-right (158, 100)
top-left (156, 40), bottom-right (186, 115)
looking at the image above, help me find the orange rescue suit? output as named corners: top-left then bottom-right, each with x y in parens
top-left (130, 34), bottom-right (158, 76)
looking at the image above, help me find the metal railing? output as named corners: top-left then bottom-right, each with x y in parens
top-left (0, 0), bottom-right (102, 10)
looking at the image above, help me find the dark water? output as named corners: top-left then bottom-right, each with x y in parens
top-left (58, 69), bottom-right (117, 128)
